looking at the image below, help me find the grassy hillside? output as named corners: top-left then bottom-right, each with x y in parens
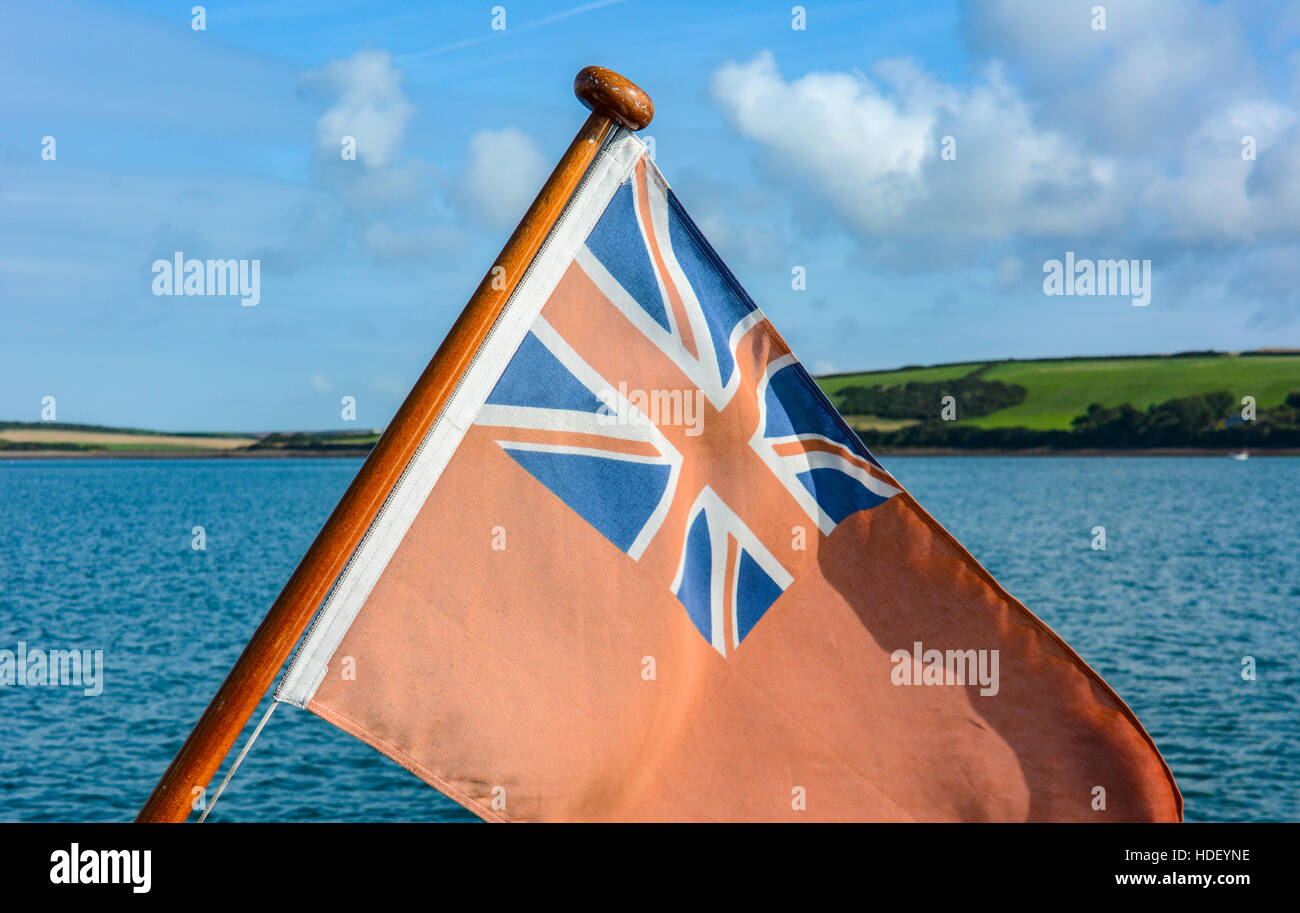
top-left (817, 363), bottom-right (982, 398)
top-left (817, 353), bottom-right (1300, 432)
top-left (6, 351), bottom-right (1297, 455)
top-left (0, 424), bottom-right (256, 452)
top-left (1, 430), bottom-right (255, 450)
top-left (0, 423), bottom-right (375, 454)
top-left (247, 431), bottom-right (381, 451)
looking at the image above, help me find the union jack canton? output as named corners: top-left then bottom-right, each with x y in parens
top-left (475, 155), bottom-right (902, 656)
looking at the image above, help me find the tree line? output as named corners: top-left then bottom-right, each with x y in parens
top-left (849, 391), bottom-right (1300, 450)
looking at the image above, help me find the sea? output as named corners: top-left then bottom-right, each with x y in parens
top-left (1, 456), bottom-right (1296, 822)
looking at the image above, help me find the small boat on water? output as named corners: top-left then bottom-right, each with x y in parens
top-left (1230, 448), bottom-right (1249, 460)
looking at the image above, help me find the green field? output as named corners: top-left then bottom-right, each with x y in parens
top-left (0, 423), bottom-right (375, 454)
top-left (817, 362), bottom-right (983, 397)
top-left (816, 353), bottom-right (1300, 431)
top-left (6, 353), bottom-right (1298, 453)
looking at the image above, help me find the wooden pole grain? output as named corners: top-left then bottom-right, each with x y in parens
top-left (137, 67), bottom-right (653, 823)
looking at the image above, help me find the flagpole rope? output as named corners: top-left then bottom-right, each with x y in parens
top-left (197, 700), bottom-right (279, 823)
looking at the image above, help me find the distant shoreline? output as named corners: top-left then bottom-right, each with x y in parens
top-left (0, 448), bottom-right (374, 460)
top-left (2, 447), bottom-right (1294, 460)
top-left (7, 349), bottom-right (1298, 459)
top-left (875, 447), bottom-right (1298, 457)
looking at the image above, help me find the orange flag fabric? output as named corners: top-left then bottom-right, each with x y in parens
top-left (276, 129), bottom-right (1181, 822)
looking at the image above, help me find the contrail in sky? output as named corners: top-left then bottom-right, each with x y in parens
top-left (396, 0), bottom-right (633, 63)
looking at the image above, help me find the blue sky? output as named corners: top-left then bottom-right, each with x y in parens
top-left (3, 0), bottom-right (1299, 431)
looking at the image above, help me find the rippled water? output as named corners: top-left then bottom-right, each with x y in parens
top-left (1, 456), bottom-right (1295, 822)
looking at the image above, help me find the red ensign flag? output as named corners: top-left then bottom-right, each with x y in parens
top-left (276, 130), bottom-right (1181, 822)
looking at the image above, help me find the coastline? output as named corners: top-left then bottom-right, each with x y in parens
top-left (2, 447), bottom-right (1293, 460)
top-left (874, 447), bottom-right (1297, 457)
top-left (0, 448), bottom-right (374, 460)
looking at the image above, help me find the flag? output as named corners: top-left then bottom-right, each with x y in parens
top-left (276, 128), bottom-right (1181, 822)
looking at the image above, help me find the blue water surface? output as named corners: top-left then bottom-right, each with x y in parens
top-left (0, 456), bottom-right (1295, 822)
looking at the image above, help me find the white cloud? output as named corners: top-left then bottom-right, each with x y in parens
top-left (304, 47), bottom-right (414, 170)
top-left (711, 52), bottom-right (931, 229)
top-left (958, 0), bottom-right (1300, 244)
top-left (1142, 100), bottom-right (1299, 243)
top-left (451, 127), bottom-right (548, 230)
top-left (710, 51), bottom-right (1119, 240)
top-left (962, 0), bottom-right (1264, 154)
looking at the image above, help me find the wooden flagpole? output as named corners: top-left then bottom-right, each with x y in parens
top-left (137, 66), bottom-right (654, 823)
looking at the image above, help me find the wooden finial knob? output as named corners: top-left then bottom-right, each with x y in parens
top-left (574, 66), bottom-right (654, 131)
